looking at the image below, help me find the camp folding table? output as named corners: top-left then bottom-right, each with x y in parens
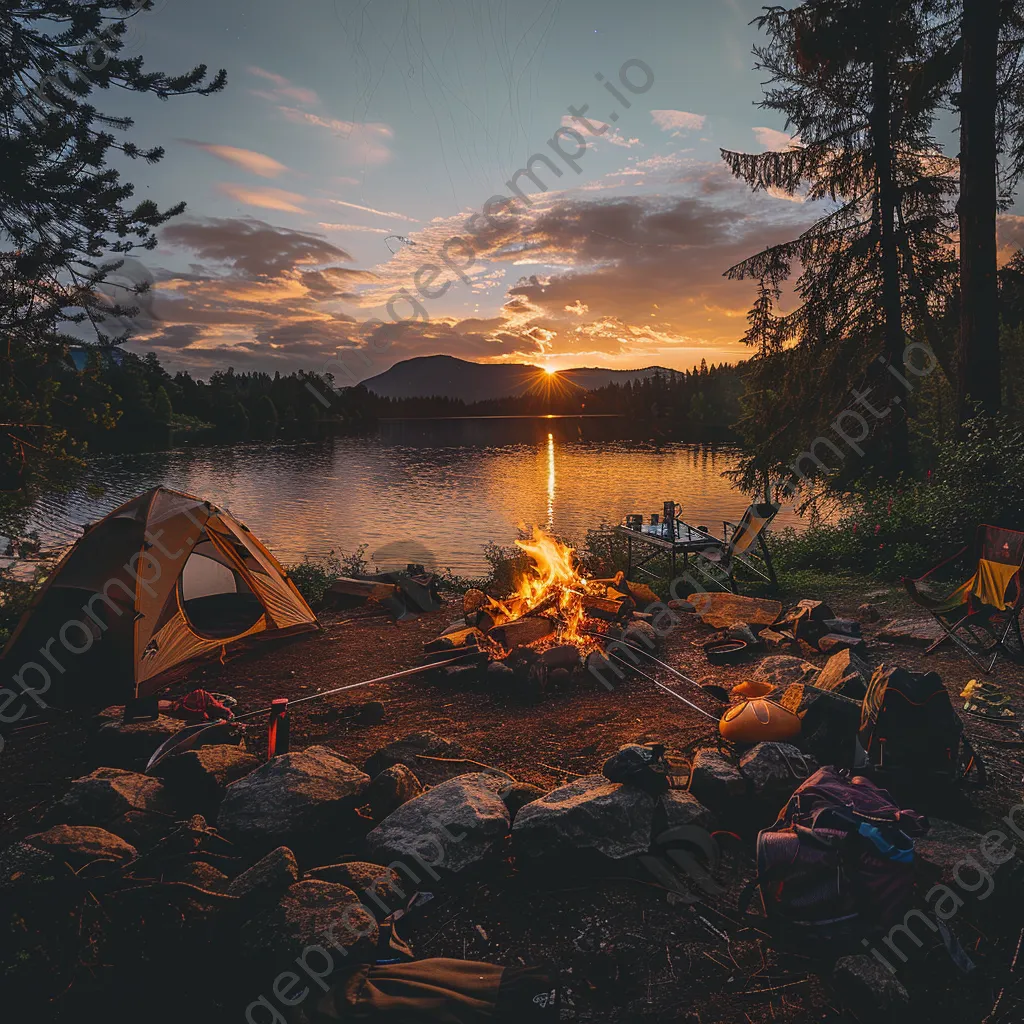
top-left (903, 524), bottom-right (1024, 673)
top-left (613, 520), bottom-right (721, 583)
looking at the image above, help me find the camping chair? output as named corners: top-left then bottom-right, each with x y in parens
top-left (685, 503), bottom-right (780, 594)
top-left (903, 525), bottom-right (1024, 674)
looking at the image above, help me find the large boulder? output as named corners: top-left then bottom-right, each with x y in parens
top-left (659, 790), bottom-right (712, 831)
top-left (152, 744), bottom-right (261, 813)
top-left (218, 746), bottom-right (370, 847)
top-left (47, 768), bottom-right (172, 827)
top-left (687, 749), bottom-right (745, 811)
top-left (162, 859), bottom-right (230, 891)
top-left (227, 846), bottom-right (300, 899)
top-left (363, 731), bottom-right (462, 781)
top-left (366, 763), bottom-right (423, 820)
top-left (26, 825), bottom-right (136, 873)
top-left (91, 713), bottom-right (190, 768)
top-left (304, 862), bottom-right (407, 919)
top-left (240, 880), bottom-right (378, 970)
top-left (815, 649), bottom-right (872, 700)
top-left (512, 775), bottom-right (657, 860)
top-left (365, 773), bottom-right (510, 874)
top-left (752, 655), bottom-right (819, 689)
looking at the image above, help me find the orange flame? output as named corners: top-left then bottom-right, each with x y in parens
top-left (513, 527), bottom-right (589, 644)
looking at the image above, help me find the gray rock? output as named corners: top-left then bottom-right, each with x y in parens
top-left (822, 618), bottom-right (862, 638)
top-left (584, 651), bottom-right (619, 689)
top-left (364, 731), bottom-right (462, 779)
top-left (512, 775), bottom-right (657, 860)
top-left (162, 859), bottom-right (230, 891)
top-left (833, 955), bottom-right (909, 1018)
top-left (0, 842), bottom-right (68, 891)
top-left (367, 763), bottom-right (424, 820)
top-left (687, 749), bottom-right (745, 810)
top-left (660, 790), bottom-right (711, 831)
top-left (815, 648), bottom-right (872, 700)
top-left (47, 767), bottom-right (171, 827)
top-left (752, 655), bottom-right (819, 689)
top-left (365, 772), bottom-right (510, 874)
top-left (498, 781), bottom-right (545, 822)
top-left (152, 744), bottom-right (261, 812)
top-left (602, 744), bottom-right (669, 794)
top-left (304, 862), bottom-right (407, 919)
top-left (858, 603), bottom-right (883, 623)
top-left (725, 622), bottom-right (762, 646)
top-left (441, 619), bottom-right (468, 636)
top-left (739, 743), bottom-right (817, 801)
top-left (540, 644), bottom-right (582, 671)
top-left (622, 621), bottom-right (661, 653)
top-left (91, 713), bottom-right (190, 767)
top-left (218, 746), bottom-right (370, 846)
top-left (241, 880), bottom-right (378, 969)
top-left (915, 819), bottom-right (986, 879)
top-left (103, 809), bottom-right (171, 850)
top-left (227, 846), bottom-right (300, 898)
top-left (818, 633), bottom-right (867, 655)
top-left (27, 824), bottom-right (136, 872)
top-left (485, 660), bottom-right (515, 683)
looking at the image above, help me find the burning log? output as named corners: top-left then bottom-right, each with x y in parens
top-left (488, 615), bottom-right (556, 650)
top-left (581, 592), bottom-right (635, 623)
top-left (424, 626), bottom-right (486, 655)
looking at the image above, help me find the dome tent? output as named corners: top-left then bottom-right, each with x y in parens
top-left (2, 488), bottom-right (318, 707)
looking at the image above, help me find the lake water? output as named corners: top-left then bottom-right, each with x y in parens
top-left (26, 418), bottom-right (805, 575)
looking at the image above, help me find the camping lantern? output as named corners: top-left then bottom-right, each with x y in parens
top-left (267, 698), bottom-right (290, 759)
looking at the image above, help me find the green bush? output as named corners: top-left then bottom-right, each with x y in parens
top-left (772, 414), bottom-right (1024, 580)
top-left (286, 545), bottom-right (368, 609)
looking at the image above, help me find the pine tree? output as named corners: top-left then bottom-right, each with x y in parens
top-left (0, 1), bottom-right (224, 520)
top-left (722, 0), bottom-right (958, 487)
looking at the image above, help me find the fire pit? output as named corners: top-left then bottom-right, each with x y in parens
top-left (425, 528), bottom-right (648, 697)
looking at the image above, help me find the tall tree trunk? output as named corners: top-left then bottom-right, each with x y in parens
top-left (872, 29), bottom-right (909, 467)
top-left (958, 0), bottom-right (1001, 422)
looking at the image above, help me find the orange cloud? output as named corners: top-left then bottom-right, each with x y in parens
top-left (247, 66), bottom-right (319, 106)
top-left (180, 140), bottom-right (286, 178)
top-left (218, 184), bottom-right (308, 214)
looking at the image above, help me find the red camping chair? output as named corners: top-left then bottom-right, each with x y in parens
top-left (903, 525), bottom-right (1024, 673)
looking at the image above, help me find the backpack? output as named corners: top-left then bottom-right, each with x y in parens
top-left (859, 666), bottom-right (984, 787)
top-left (741, 767), bottom-right (927, 947)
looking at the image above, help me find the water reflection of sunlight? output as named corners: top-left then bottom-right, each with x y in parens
top-left (547, 432), bottom-right (555, 531)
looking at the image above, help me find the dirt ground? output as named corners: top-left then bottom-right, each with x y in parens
top-left (3, 582), bottom-right (1024, 1023)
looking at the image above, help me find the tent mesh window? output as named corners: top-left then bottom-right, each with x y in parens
top-left (178, 536), bottom-right (264, 639)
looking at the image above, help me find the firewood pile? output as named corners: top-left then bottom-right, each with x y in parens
top-left (423, 564), bottom-right (659, 700)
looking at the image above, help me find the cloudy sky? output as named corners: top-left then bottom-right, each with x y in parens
top-left (94, 0), bottom-right (847, 378)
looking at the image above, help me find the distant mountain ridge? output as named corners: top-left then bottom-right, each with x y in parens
top-left (360, 355), bottom-right (678, 402)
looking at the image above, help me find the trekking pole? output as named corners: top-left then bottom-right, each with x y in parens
top-left (605, 652), bottom-right (720, 722)
top-left (582, 629), bottom-right (706, 694)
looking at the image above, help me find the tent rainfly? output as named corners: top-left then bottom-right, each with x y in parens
top-left (2, 487), bottom-right (318, 707)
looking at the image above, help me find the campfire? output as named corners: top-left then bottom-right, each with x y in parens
top-left (426, 528), bottom-right (645, 693)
